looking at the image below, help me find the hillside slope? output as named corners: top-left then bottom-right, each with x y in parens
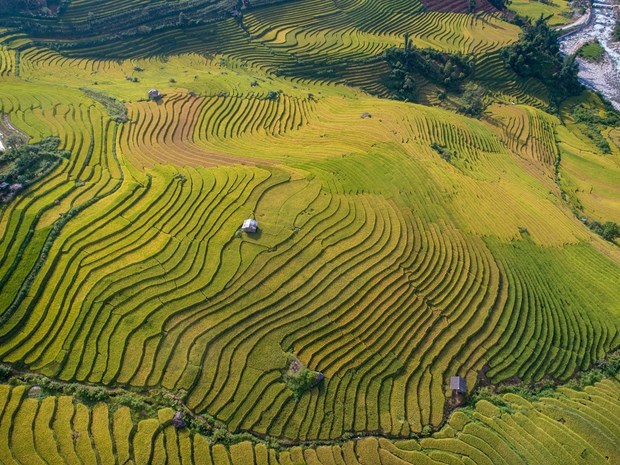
top-left (0, 0), bottom-right (619, 461)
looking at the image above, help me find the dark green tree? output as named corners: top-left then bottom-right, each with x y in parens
top-left (502, 16), bottom-right (581, 101)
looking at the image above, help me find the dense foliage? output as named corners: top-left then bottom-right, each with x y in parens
top-left (385, 46), bottom-right (473, 101)
top-left (502, 17), bottom-right (581, 101)
top-left (283, 361), bottom-right (324, 398)
top-left (488, 0), bottom-right (509, 10)
top-left (588, 221), bottom-right (620, 242)
top-left (0, 137), bottom-right (67, 186)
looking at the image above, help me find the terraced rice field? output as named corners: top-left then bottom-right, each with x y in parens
top-left (0, 58), bottom-right (618, 442)
top-left (2, 0), bottom-right (519, 92)
top-left (0, 377), bottom-right (618, 464)
top-left (0, 0), bottom-right (619, 461)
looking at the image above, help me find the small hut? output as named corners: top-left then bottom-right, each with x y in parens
top-left (241, 219), bottom-right (258, 233)
top-left (450, 376), bottom-right (467, 394)
top-left (148, 89), bottom-right (160, 100)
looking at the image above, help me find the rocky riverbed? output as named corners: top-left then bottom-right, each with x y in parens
top-left (560, 0), bottom-right (620, 109)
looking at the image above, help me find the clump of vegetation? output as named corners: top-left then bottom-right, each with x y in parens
top-left (430, 142), bottom-right (453, 162)
top-left (81, 88), bottom-right (129, 123)
top-left (282, 357), bottom-right (324, 398)
top-left (0, 137), bottom-right (67, 188)
top-left (488, 0), bottom-right (509, 9)
top-left (564, 351), bottom-right (620, 390)
top-left (460, 83), bottom-right (488, 117)
top-left (586, 220), bottom-right (619, 242)
top-left (384, 46), bottom-right (473, 102)
top-left (577, 40), bottom-right (605, 62)
top-left (75, 385), bottom-right (109, 404)
top-left (503, 16), bottom-right (581, 101)
top-left (472, 350), bottom-right (620, 410)
top-left (495, 378), bottom-right (558, 401)
top-left (0, 364), bottom-right (12, 381)
top-left (571, 103), bottom-right (619, 153)
top-left (265, 90), bottom-right (281, 100)
top-left (614, 16), bottom-right (620, 41)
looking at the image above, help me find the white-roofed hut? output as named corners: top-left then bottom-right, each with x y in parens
top-left (242, 219), bottom-right (258, 233)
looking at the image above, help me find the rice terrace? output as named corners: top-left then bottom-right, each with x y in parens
top-left (0, 0), bottom-right (620, 462)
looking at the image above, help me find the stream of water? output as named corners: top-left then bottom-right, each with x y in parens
top-left (560, 0), bottom-right (620, 109)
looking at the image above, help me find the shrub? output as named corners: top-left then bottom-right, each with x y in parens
top-left (0, 364), bottom-right (12, 381)
top-left (283, 357), bottom-right (324, 398)
top-left (75, 385), bottom-right (109, 403)
top-left (460, 84), bottom-right (488, 117)
top-left (430, 142), bottom-right (453, 162)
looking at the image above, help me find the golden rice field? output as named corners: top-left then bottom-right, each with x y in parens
top-left (0, 0), bottom-right (619, 462)
top-left (0, 377), bottom-right (619, 464)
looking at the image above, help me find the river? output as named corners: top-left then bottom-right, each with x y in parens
top-left (560, 0), bottom-right (620, 109)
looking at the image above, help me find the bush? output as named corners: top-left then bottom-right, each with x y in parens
top-left (595, 350), bottom-right (620, 375)
top-left (283, 357), bottom-right (324, 398)
top-left (460, 84), bottom-right (488, 117)
top-left (75, 385), bottom-right (109, 403)
top-left (284, 367), bottom-right (323, 398)
top-left (0, 364), bottom-right (12, 381)
top-left (430, 142), bottom-right (453, 162)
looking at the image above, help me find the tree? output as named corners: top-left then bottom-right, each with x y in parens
top-left (502, 16), bottom-right (581, 101)
top-left (461, 84), bottom-right (488, 117)
top-left (384, 46), bottom-right (473, 102)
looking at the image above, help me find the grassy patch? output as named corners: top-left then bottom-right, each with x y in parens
top-left (578, 40), bottom-right (605, 62)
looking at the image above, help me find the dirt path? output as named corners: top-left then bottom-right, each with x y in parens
top-left (557, 8), bottom-right (592, 33)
